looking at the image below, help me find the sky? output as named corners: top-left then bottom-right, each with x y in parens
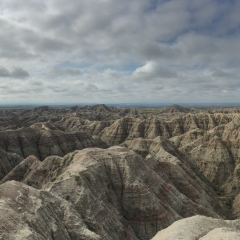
top-left (0, 0), bottom-right (240, 104)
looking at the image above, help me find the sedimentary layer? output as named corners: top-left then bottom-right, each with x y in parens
top-left (0, 128), bottom-right (101, 179)
top-left (1, 146), bottom-right (228, 239)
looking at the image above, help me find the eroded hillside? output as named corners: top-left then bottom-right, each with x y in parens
top-left (1, 104), bottom-right (240, 239)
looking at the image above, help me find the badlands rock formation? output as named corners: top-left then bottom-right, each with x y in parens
top-left (0, 104), bottom-right (139, 131)
top-left (0, 180), bottom-right (102, 240)
top-left (0, 106), bottom-right (65, 131)
top-left (151, 215), bottom-right (240, 240)
top-left (0, 146), bottom-right (229, 239)
top-left (0, 128), bottom-right (101, 180)
top-left (118, 111), bottom-right (240, 221)
top-left (160, 104), bottom-right (195, 114)
top-left (1, 104), bottom-right (240, 239)
top-left (54, 117), bottom-right (111, 135)
top-left (169, 115), bottom-right (240, 208)
top-left (100, 113), bottom-right (233, 146)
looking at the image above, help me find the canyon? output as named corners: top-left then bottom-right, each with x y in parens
top-left (1, 104), bottom-right (240, 239)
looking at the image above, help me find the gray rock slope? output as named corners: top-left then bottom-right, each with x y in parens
top-left (0, 145), bottom-right (229, 240)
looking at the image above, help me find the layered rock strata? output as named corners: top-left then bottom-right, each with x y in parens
top-left (160, 104), bottom-right (195, 114)
top-left (1, 146), bottom-right (229, 239)
top-left (0, 104), bottom-right (139, 131)
top-left (0, 180), bottom-right (102, 240)
top-left (170, 116), bottom-right (240, 199)
top-left (100, 113), bottom-right (233, 146)
top-left (0, 128), bottom-right (101, 180)
top-left (121, 136), bottom-right (230, 213)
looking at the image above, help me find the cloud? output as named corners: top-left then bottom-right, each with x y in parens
top-left (0, 66), bottom-right (29, 79)
top-left (212, 69), bottom-right (237, 79)
top-left (132, 62), bottom-right (177, 80)
top-left (0, 66), bottom-right (10, 77)
top-left (44, 66), bottom-right (81, 78)
top-left (11, 67), bottom-right (29, 78)
top-left (0, 0), bottom-right (240, 103)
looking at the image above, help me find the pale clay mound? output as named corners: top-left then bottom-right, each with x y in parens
top-left (151, 215), bottom-right (240, 240)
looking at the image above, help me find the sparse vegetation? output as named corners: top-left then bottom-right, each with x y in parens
top-left (75, 175), bottom-right (81, 184)
top-left (137, 108), bottom-right (163, 114)
top-left (63, 151), bottom-right (78, 167)
top-left (78, 171), bottom-right (91, 182)
top-left (65, 195), bottom-right (70, 200)
top-left (82, 218), bottom-right (95, 231)
top-left (51, 176), bottom-right (57, 182)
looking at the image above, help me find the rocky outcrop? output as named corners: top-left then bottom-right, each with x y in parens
top-left (100, 117), bottom-right (142, 145)
top-left (207, 107), bottom-right (240, 114)
top-left (233, 193), bottom-right (240, 218)
top-left (0, 155), bottom-right (41, 184)
top-left (151, 215), bottom-right (240, 240)
top-left (0, 180), bottom-right (102, 240)
top-left (3, 104), bottom-right (240, 239)
top-left (0, 128), bottom-right (102, 180)
top-left (1, 146), bottom-right (229, 239)
top-left (121, 138), bottom-right (153, 158)
top-left (0, 148), bottom-right (23, 180)
top-left (0, 107), bottom-right (66, 130)
top-left (0, 104), bottom-right (140, 131)
top-left (170, 131), bottom-right (235, 188)
top-left (121, 136), bottom-right (230, 209)
top-left (169, 116), bottom-right (240, 197)
top-left (161, 104), bottom-right (194, 114)
top-left (54, 117), bottom-right (111, 134)
top-left (67, 104), bottom-right (140, 121)
top-left (30, 121), bottom-right (61, 131)
top-left (100, 113), bottom-right (234, 146)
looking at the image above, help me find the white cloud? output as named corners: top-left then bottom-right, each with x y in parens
top-left (133, 62), bottom-right (177, 80)
top-left (44, 66), bottom-right (81, 78)
top-left (0, 66), bottom-right (29, 78)
top-left (0, 0), bottom-right (240, 103)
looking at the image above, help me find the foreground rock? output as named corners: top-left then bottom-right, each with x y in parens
top-left (1, 145), bottom-right (229, 239)
top-left (151, 215), bottom-right (240, 240)
top-left (0, 181), bottom-right (102, 240)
